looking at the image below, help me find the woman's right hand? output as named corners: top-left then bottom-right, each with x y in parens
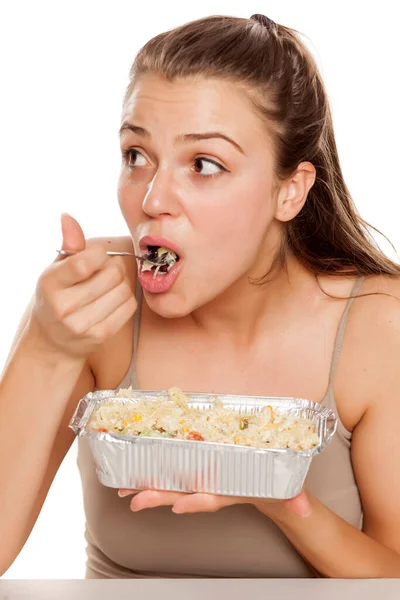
top-left (29, 213), bottom-right (137, 358)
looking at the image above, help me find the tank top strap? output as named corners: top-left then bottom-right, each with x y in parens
top-left (129, 278), bottom-right (143, 388)
top-left (133, 278), bottom-right (143, 358)
top-left (117, 278), bottom-right (143, 390)
top-left (326, 276), bottom-right (364, 395)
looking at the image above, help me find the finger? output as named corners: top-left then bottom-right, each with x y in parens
top-left (172, 493), bottom-right (243, 514)
top-left (61, 213), bottom-right (86, 253)
top-left (63, 279), bottom-right (134, 333)
top-left (52, 244), bottom-right (112, 287)
top-left (58, 260), bottom-right (126, 315)
top-left (89, 295), bottom-right (137, 340)
top-left (129, 490), bottom-right (186, 511)
top-left (54, 213), bottom-right (86, 263)
top-left (118, 489), bottom-right (140, 498)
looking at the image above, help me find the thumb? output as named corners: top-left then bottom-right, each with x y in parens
top-left (60, 213), bottom-right (86, 253)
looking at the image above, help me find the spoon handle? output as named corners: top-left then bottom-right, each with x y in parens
top-left (57, 249), bottom-right (142, 259)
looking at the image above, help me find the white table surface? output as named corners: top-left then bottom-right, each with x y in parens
top-left (1, 579), bottom-right (400, 600)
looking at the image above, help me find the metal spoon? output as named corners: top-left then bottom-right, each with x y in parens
top-left (56, 249), bottom-right (161, 266)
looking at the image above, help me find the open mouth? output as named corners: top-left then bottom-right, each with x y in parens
top-left (141, 245), bottom-right (180, 278)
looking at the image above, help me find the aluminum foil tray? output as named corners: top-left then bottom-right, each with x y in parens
top-left (70, 390), bottom-right (337, 499)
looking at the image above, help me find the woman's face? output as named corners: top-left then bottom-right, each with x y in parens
top-left (118, 74), bottom-right (283, 317)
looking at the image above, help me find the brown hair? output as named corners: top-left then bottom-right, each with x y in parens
top-left (125, 14), bottom-right (400, 280)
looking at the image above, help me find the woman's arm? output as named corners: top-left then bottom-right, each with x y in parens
top-left (259, 427), bottom-right (400, 577)
top-left (256, 294), bottom-right (400, 578)
top-left (261, 496), bottom-right (400, 578)
top-left (0, 316), bottom-right (93, 576)
top-left (0, 229), bottom-right (137, 575)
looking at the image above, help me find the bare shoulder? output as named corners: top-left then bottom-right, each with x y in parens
top-left (335, 274), bottom-right (400, 421)
top-left (349, 274), bottom-right (400, 343)
top-left (347, 277), bottom-right (400, 553)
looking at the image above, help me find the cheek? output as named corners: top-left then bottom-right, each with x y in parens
top-left (193, 184), bottom-right (274, 250)
top-left (118, 176), bottom-right (143, 222)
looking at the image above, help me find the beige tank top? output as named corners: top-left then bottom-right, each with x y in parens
top-left (77, 278), bottom-right (364, 579)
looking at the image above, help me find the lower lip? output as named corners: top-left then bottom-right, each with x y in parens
top-left (137, 261), bottom-right (183, 294)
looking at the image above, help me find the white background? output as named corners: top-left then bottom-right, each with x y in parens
top-left (1, 0), bottom-right (399, 580)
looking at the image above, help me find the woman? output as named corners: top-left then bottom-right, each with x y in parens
top-left (1, 14), bottom-right (400, 579)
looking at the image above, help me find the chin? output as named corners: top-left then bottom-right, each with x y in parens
top-left (143, 291), bottom-right (194, 319)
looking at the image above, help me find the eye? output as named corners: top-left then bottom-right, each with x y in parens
top-left (123, 149), bottom-right (147, 168)
top-left (192, 157), bottom-right (227, 178)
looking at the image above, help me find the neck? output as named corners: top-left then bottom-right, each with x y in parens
top-left (190, 255), bottom-right (326, 345)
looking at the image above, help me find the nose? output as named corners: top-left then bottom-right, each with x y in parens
top-left (142, 167), bottom-right (180, 219)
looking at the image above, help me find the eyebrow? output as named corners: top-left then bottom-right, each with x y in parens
top-left (119, 123), bottom-right (245, 155)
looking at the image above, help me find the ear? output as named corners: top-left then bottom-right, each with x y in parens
top-left (275, 162), bottom-right (316, 222)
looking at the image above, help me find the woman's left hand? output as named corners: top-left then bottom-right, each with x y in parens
top-left (117, 487), bottom-right (311, 517)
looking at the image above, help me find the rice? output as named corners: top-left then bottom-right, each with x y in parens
top-left (87, 387), bottom-right (320, 450)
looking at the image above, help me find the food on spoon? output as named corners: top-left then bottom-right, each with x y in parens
top-left (140, 245), bottom-right (179, 278)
